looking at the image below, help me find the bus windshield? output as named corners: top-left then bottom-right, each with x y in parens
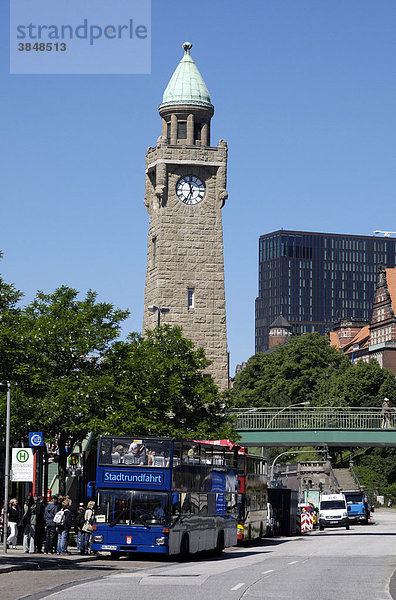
top-left (344, 492), bottom-right (364, 504)
top-left (96, 489), bottom-right (170, 527)
top-left (98, 438), bottom-right (172, 467)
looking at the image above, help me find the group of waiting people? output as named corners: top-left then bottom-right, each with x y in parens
top-left (2, 495), bottom-right (95, 556)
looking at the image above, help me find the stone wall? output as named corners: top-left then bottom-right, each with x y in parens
top-left (143, 140), bottom-right (229, 390)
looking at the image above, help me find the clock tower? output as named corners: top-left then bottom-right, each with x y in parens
top-left (143, 42), bottom-right (229, 390)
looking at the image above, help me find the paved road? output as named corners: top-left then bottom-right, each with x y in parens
top-left (4, 509), bottom-right (396, 600)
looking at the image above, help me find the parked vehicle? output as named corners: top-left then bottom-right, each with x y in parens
top-left (343, 490), bottom-right (369, 524)
top-left (89, 436), bottom-right (238, 558)
top-left (319, 493), bottom-right (349, 530)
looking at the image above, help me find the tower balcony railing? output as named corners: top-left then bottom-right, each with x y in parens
top-left (232, 407), bottom-right (389, 430)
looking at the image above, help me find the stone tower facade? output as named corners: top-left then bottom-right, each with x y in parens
top-left (143, 42), bottom-right (229, 390)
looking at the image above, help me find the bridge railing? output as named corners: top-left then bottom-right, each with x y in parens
top-left (232, 407), bottom-right (388, 430)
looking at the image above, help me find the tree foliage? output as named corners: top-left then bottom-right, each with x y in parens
top-left (96, 325), bottom-right (236, 440)
top-left (232, 333), bottom-right (396, 408)
top-left (231, 333), bottom-right (347, 407)
top-left (1, 285), bottom-right (129, 492)
top-left (329, 359), bottom-right (396, 407)
top-left (0, 280), bottom-right (236, 492)
top-left (0, 256), bottom-right (25, 382)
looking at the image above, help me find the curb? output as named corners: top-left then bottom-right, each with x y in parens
top-left (0, 554), bottom-right (97, 574)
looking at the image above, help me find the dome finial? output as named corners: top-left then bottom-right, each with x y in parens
top-left (182, 41), bottom-right (192, 55)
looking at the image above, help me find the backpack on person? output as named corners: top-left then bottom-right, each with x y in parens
top-left (53, 508), bottom-right (65, 525)
top-left (75, 510), bottom-right (85, 530)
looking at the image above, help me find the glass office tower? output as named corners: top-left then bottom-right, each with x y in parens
top-left (255, 231), bottom-right (396, 353)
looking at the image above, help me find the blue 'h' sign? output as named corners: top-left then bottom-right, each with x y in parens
top-left (29, 432), bottom-right (44, 447)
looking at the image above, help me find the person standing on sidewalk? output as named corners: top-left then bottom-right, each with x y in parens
top-left (21, 496), bottom-right (35, 553)
top-left (7, 499), bottom-right (21, 549)
top-left (34, 496), bottom-right (45, 553)
top-left (56, 499), bottom-right (72, 555)
top-left (74, 503), bottom-right (85, 553)
top-left (44, 496), bottom-right (58, 554)
top-left (81, 501), bottom-right (95, 555)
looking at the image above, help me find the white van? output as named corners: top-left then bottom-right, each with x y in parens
top-left (319, 493), bottom-right (349, 531)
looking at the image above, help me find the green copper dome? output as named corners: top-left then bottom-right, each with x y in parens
top-left (160, 42), bottom-right (214, 110)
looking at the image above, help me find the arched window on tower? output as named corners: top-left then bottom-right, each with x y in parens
top-left (177, 121), bottom-right (187, 139)
top-left (194, 123), bottom-right (201, 142)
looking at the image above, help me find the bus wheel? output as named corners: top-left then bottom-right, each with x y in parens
top-left (111, 551), bottom-right (121, 560)
top-left (180, 534), bottom-right (190, 560)
top-left (214, 531), bottom-right (225, 556)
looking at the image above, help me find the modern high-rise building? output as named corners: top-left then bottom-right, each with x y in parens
top-left (255, 230), bottom-right (396, 353)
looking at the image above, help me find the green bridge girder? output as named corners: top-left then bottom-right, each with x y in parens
top-left (237, 428), bottom-right (396, 447)
top-left (233, 407), bottom-right (396, 447)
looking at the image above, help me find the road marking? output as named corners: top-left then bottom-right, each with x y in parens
top-left (288, 561), bottom-right (299, 565)
top-left (231, 583), bottom-right (245, 590)
top-left (262, 569), bottom-right (274, 574)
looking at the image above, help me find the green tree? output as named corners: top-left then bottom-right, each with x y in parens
top-left (97, 325), bottom-right (237, 440)
top-left (0, 255), bottom-right (25, 383)
top-left (15, 286), bottom-right (129, 492)
top-left (329, 359), bottom-right (396, 407)
top-left (232, 333), bottom-right (396, 408)
top-left (231, 333), bottom-right (347, 407)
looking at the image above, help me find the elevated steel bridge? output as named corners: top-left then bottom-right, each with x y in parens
top-left (233, 407), bottom-right (396, 447)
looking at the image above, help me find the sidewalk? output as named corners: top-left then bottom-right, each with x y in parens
top-left (0, 546), bottom-right (96, 574)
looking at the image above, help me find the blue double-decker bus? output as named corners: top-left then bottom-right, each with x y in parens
top-left (89, 436), bottom-right (238, 558)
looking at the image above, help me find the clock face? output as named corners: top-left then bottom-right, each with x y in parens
top-left (176, 175), bottom-right (205, 205)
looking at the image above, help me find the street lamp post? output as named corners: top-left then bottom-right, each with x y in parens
top-left (3, 381), bottom-right (11, 554)
top-left (269, 448), bottom-right (326, 483)
top-left (147, 305), bottom-right (170, 327)
top-left (266, 401), bottom-right (310, 429)
top-left (325, 373), bottom-right (329, 428)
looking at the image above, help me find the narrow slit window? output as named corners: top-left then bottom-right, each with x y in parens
top-left (152, 236), bottom-right (157, 268)
top-left (187, 288), bottom-right (195, 309)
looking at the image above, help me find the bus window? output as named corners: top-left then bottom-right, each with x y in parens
top-left (97, 490), bottom-right (130, 526)
top-left (190, 492), bottom-right (200, 514)
top-left (173, 442), bottom-right (182, 466)
top-left (199, 493), bottom-right (208, 515)
top-left (207, 493), bottom-right (217, 515)
top-left (237, 454), bottom-right (245, 474)
top-left (183, 443), bottom-right (199, 464)
top-left (171, 493), bottom-right (181, 515)
top-left (181, 493), bottom-right (191, 514)
top-left (132, 492), bottom-right (169, 526)
top-left (227, 493), bottom-right (238, 515)
top-left (200, 446), bottom-right (212, 465)
top-left (213, 448), bottom-right (225, 466)
top-left (98, 437), bottom-right (171, 467)
top-left (225, 450), bottom-right (236, 468)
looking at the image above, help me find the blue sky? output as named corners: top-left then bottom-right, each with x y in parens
top-left (1, 1), bottom-right (395, 373)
